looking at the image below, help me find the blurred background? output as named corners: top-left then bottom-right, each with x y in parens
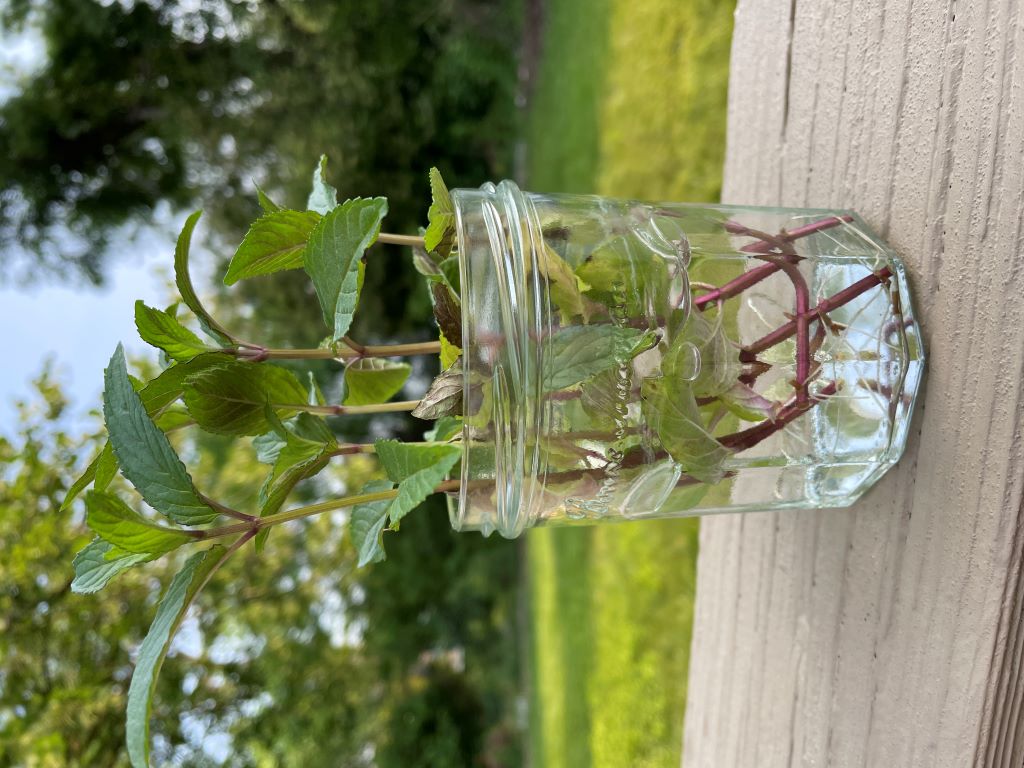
top-left (0, 0), bottom-right (734, 765)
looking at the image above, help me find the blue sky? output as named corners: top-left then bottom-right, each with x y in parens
top-left (0, 23), bottom-right (183, 436)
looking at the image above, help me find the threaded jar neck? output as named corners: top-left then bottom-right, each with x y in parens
top-left (450, 180), bottom-right (551, 538)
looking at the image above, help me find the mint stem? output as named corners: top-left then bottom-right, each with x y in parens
top-left (296, 400), bottom-right (421, 417)
top-left (232, 340), bottom-right (441, 362)
top-left (719, 381), bottom-right (838, 451)
top-left (727, 223), bottom-right (812, 405)
top-left (377, 232), bottom-right (425, 248)
top-left (693, 215), bottom-right (852, 310)
top-left (740, 267), bottom-right (892, 360)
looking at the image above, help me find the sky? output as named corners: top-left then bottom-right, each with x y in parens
top-left (0, 21), bottom-right (185, 437)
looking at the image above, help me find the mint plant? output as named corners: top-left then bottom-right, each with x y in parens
top-left (65, 159), bottom-right (904, 766)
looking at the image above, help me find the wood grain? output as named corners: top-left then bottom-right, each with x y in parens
top-left (682, 1), bottom-right (1024, 766)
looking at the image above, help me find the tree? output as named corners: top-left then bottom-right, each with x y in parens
top-left (0, 0), bottom-right (520, 298)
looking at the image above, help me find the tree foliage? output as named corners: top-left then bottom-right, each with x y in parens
top-left (0, 0), bottom-right (519, 305)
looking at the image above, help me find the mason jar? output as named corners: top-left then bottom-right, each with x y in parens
top-left (449, 180), bottom-right (924, 538)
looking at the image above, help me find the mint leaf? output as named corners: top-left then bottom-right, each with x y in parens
top-left (343, 359), bottom-right (411, 406)
top-left (182, 360), bottom-right (309, 436)
top-left (62, 450), bottom-right (101, 512)
top-left (64, 355), bottom-right (223, 513)
top-left (411, 243), bottom-right (443, 280)
top-left (94, 442), bottom-right (118, 490)
top-left (640, 376), bottom-right (731, 483)
top-left (126, 548), bottom-right (221, 768)
top-left (223, 209), bottom-right (321, 285)
top-left (307, 372), bottom-right (326, 406)
top-left (720, 382), bottom-right (778, 422)
top-left (173, 211), bottom-right (233, 345)
top-left (666, 311), bottom-right (740, 398)
top-left (253, 430), bottom-right (286, 464)
top-left (135, 301), bottom-right (214, 362)
top-left (103, 345), bottom-right (216, 526)
top-left (424, 167), bottom-right (454, 256)
top-left (137, 354), bottom-right (227, 415)
top-left (253, 412), bottom-right (334, 551)
top-left (541, 325), bottom-right (652, 392)
top-left (307, 154), bottom-right (339, 215)
top-left (374, 440), bottom-right (460, 526)
top-left (350, 479), bottom-right (395, 567)
top-left (537, 244), bottom-right (590, 321)
top-left (304, 197), bottom-right (388, 341)
top-left (577, 241), bottom-right (671, 316)
top-left (411, 364), bottom-right (462, 420)
top-left (85, 490), bottom-right (194, 556)
top-left (424, 415), bottom-right (462, 442)
top-left (258, 422), bottom-right (335, 511)
top-left (439, 331), bottom-right (461, 369)
top-left (255, 183), bottom-right (281, 213)
top-left (71, 538), bottom-right (154, 594)
top-left (438, 255), bottom-right (461, 295)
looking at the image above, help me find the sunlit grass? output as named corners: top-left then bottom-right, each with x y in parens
top-left (525, 0), bottom-right (734, 765)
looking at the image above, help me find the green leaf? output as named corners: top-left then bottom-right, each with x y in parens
top-left (304, 197), bottom-right (388, 341)
top-left (307, 372), bottom-right (326, 406)
top-left (127, 548), bottom-right (222, 768)
top-left (94, 442), bottom-right (118, 490)
top-left (640, 376), bottom-right (731, 483)
top-left (343, 359), bottom-right (411, 406)
top-left (135, 301), bottom-right (214, 361)
top-left (71, 539), bottom-right (154, 594)
top-left (182, 360), bottom-right (309, 436)
top-left (103, 345), bottom-right (216, 526)
top-left (223, 209), bottom-right (321, 285)
top-left (577, 240), bottom-right (671, 316)
top-left (424, 415), bottom-right (462, 442)
top-left (64, 354), bottom-right (223, 513)
top-left (289, 411), bottom-right (334, 443)
top-left (253, 412), bottom-right (332, 465)
top-left (350, 479), bottom-right (395, 567)
top-left (137, 354), bottom-right (228, 415)
top-left (153, 407), bottom-right (194, 432)
top-left (666, 311), bottom-right (740, 398)
top-left (307, 154), bottom-right (338, 215)
top-left (253, 430), bottom-right (286, 465)
top-left (255, 183), bottom-right (281, 213)
top-left (411, 364), bottom-right (462, 420)
top-left (374, 440), bottom-right (461, 526)
top-left (259, 423), bottom-right (335, 510)
top-left (173, 211), bottom-right (232, 345)
top-left (535, 244), bottom-right (591, 322)
top-left (438, 255), bottom-right (461, 295)
top-left (541, 325), bottom-right (652, 392)
top-left (439, 331), bottom-right (461, 369)
top-left (720, 382), bottom-right (778, 422)
top-left (62, 448), bottom-right (104, 512)
top-left (411, 244), bottom-right (443, 280)
top-left (85, 491), bottom-right (194, 556)
top-left (424, 167), bottom-right (455, 255)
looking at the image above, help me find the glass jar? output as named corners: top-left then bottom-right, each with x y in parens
top-left (449, 181), bottom-right (924, 538)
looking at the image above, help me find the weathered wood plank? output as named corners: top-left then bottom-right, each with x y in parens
top-left (683, 1), bottom-right (1024, 766)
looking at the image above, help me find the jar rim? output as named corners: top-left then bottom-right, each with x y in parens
top-left (448, 180), bottom-right (549, 538)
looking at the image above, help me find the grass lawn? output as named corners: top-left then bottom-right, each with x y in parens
top-left (525, 1), bottom-right (734, 766)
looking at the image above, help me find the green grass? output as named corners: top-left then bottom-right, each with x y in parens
top-left (525, 0), bottom-right (734, 766)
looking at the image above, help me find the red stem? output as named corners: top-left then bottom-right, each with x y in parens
top-left (719, 382), bottom-right (838, 452)
top-left (740, 267), bottom-right (892, 361)
top-left (693, 215), bottom-right (853, 310)
top-left (727, 222), bottom-right (813, 405)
